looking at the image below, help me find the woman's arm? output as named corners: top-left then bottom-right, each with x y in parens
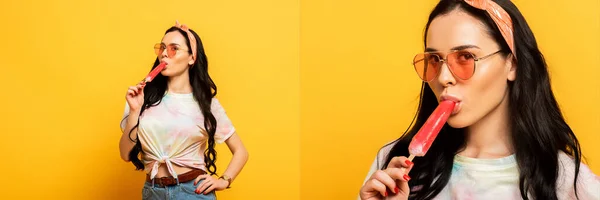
top-left (221, 133), bottom-right (249, 183)
top-left (119, 110), bottom-right (140, 161)
top-left (194, 132), bottom-right (249, 194)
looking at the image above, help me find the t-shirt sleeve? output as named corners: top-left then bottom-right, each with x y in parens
top-left (120, 102), bottom-right (130, 133)
top-left (556, 152), bottom-right (600, 199)
top-left (358, 140), bottom-right (398, 200)
top-left (358, 157), bottom-right (379, 200)
top-left (362, 157), bottom-right (379, 185)
top-left (211, 98), bottom-right (236, 144)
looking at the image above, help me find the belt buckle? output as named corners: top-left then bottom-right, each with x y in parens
top-left (162, 176), bottom-right (179, 187)
top-left (155, 177), bottom-right (167, 187)
top-left (163, 177), bottom-right (174, 186)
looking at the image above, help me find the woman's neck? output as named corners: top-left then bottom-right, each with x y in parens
top-left (460, 90), bottom-right (514, 159)
top-left (167, 72), bottom-right (192, 94)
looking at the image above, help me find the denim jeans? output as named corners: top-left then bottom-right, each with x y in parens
top-left (142, 179), bottom-right (216, 200)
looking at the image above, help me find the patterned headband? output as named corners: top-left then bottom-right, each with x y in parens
top-left (464, 0), bottom-right (516, 60)
top-left (173, 20), bottom-right (197, 61)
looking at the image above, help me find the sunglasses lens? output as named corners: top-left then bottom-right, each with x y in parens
top-left (154, 44), bottom-right (164, 56)
top-left (447, 51), bottom-right (475, 80)
top-left (414, 53), bottom-right (440, 82)
top-left (166, 46), bottom-right (177, 57)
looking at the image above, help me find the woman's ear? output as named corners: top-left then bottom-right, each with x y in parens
top-left (506, 54), bottom-right (517, 81)
top-left (188, 56), bottom-right (195, 66)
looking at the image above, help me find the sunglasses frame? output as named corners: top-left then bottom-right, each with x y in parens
top-left (412, 50), bottom-right (502, 82)
top-left (154, 43), bottom-right (190, 58)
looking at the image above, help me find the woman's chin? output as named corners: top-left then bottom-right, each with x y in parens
top-left (160, 70), bottom-right (173, 77)
top-left (447, 115), bottom-right (472, 129)
top-left (160, 69), bottom-right (186, 78)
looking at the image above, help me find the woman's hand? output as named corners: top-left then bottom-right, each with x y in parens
top-left (359, 156), bottom-right (413, 200)
top-left (126, 83), bottom-right (145, 111)
top-left (193, 174), bottom-right (230, 195)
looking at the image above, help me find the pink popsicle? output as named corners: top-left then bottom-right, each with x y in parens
top-left (143, 62), bottom-right (167, 83)
top-left (408, 100), bottom-right (456, 159)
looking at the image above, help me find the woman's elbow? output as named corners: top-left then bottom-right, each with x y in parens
top-left (120, 153), bottom-right (131, 162)
top-left (240, 149), bottom-right (249, 161)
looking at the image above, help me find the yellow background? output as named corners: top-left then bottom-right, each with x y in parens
top-left (0, 0), bottom-right (598, 199)
top-left (0, 0), bottom-right (299, 199)
top-left (299, 0), bottom-right (600, 199)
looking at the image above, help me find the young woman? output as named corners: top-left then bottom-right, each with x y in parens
top-left (359, 0), bottom-right (599, 199)
top-left (119, 21), bottom-right (248, 200)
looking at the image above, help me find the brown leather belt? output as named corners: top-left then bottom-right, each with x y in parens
top-left (146, 169), bottom-right (206, 187)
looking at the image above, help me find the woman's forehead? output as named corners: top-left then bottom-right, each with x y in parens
top-left (161, 31), bottom-right (187, 46)
top-left (426, 9), bottom-right (499, 52)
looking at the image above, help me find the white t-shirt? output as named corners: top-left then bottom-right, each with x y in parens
top-left (120, 92), bottom-right (235, 179)
top-left (360, 140), bottom-right (600, 199)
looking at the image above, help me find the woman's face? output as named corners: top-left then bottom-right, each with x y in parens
top-left (157, 31), bottom-right (195, 77)
top-left (424, 9), bottom-right (516, 128)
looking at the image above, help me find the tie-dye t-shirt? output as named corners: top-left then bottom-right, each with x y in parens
top-left (360, 141), bottom-right (600, 200)
top-left (120, 92), bottom-right (235, 179)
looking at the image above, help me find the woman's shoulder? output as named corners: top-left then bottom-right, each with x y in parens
top-left (556, 151), bottom-right (600, 199)
top-left (373, 139), bottom-right (401, 168)
top-left (557, 151), bottom-right (597, 178)
top-left (379, 139), bottom-right (399, 155)
top-left (361, 139), bottom-right (402, 186)
top-left (210, 97), bottom-right (223, 107)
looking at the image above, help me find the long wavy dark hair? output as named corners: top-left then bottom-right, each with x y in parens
top-left (124, 26), bottom-right (219, 175)
top-left (383, 0), bottom-right (583, 199)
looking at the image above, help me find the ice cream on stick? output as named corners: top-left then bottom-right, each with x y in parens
top-left (141, 62), bottom-right (167, 84)
top-left (406, 100), bottom-right (456, 161)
